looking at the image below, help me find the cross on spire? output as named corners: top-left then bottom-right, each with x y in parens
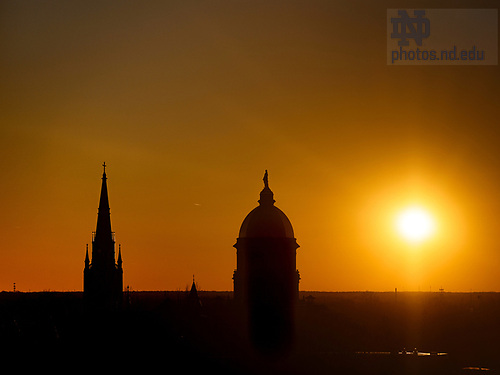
top-left (103, 161), bottom-right (106, 173)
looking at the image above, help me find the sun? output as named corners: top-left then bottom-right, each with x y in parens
top-left (396, 206), bottom-right (436, 243)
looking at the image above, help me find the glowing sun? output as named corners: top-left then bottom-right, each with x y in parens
top-left (396, 206), bottom-right (436, 243)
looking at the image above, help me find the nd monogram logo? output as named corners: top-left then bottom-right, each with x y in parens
top-left (391, 10), bottom-right (430, 46)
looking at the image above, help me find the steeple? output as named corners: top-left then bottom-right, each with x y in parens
top-left (94, 162), bottom-right (113, 246)
top-left (189, 275), bottom-right (198, 299)
top-left (84, 163), bottom-right (123, 311)
top-left (188, 275), bottom-right (202, 309)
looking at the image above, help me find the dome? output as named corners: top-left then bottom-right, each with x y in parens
top-left (239, 204), bottom-right (295, 238)
top-left (238, 171), bottom-right (295, 239)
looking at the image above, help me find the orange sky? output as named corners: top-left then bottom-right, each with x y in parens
top-left (1, 0), bottom-right (499, 292)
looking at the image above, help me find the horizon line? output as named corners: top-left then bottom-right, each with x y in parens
top-left (3, 289), bottom-right (500, 294)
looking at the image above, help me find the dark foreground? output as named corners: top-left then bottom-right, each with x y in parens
top-left (0, 290), bottom-right (498, 374)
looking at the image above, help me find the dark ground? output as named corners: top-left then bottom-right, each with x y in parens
top-left (0, 290), bottom-right (498, 374)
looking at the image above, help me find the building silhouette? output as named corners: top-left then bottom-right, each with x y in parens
top-left (188, 276), bottom-right (202, 307)
top-left (233, 171), bottom-right (300, 354)
top-left (84, 163), bottom-right (123, 311)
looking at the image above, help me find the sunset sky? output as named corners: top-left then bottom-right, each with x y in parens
top-left (1, 0), bottom-right (499, 292)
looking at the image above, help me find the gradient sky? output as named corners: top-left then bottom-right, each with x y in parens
top-left (1, 0), bottom-right (499, 292)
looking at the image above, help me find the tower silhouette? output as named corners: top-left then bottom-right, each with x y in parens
top-left (84, 163), bottom-right (123, 311)
top-left (233, 171), bottom-right (300, 355)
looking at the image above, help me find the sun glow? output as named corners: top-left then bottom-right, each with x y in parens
top-left (396, 206), bottom-right (436, 243)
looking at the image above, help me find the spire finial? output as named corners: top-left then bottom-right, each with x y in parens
top-left (263, 170), bottom-right (269, 188)
top-left (102, 162), bottom-right (107, 181)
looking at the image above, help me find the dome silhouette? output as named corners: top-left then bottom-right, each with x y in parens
top-left (233, 170), bottom-right (300, 355)
top-left (239, 205), bottom-right (295, 238)
top-left (238, 170), bottom-right (295, 239)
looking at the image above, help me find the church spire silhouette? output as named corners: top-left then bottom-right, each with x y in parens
top-left (84, 163), bottom-right (123, 311)
top-left (94, 162), bottom-right (113, 248)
